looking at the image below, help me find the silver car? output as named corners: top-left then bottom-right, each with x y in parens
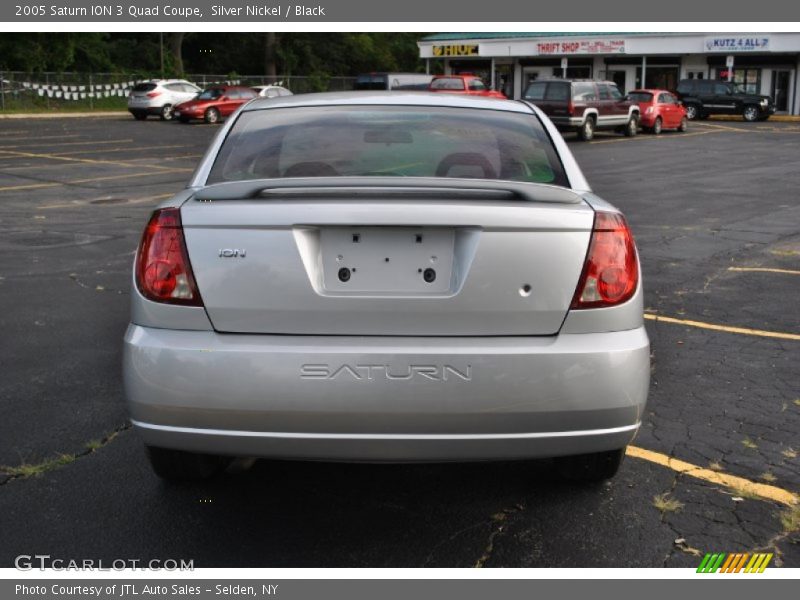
top-left (124, 92), bottom-right (649, 482)
top-left (128, 79), bottom-right (202, 121)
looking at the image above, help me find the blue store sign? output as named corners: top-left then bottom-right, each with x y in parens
top-left (704, 36), bottom-right (771, 52)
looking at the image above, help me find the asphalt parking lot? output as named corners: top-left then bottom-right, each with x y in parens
top-left (0, 115), bottom-right (798, 568)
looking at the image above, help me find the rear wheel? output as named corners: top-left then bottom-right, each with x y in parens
top-left (678, 116), bottom-right (688, 132)
top-left (145, 446), bottom-right (229, 481)
top-left (159, 104), bottom-right (174, 121)
top-left (624, 114), bottom-right (639, 137)
top-left (684, 104), bottom-right (699, 120)
top-left (652, 116), bottom-right (662, 135)
top-left (555, 448), bottom-right (626, 482)
top-left (577, 116), bottom-right (595, 141)
top-left (204, 107), bottom-right (220, 124)
top-left (742, 105), bottom-right (761, 122)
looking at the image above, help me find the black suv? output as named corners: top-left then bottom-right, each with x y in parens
top-left (675, 79), bottom-right (775, 122)
top-left (522, 79), bottom-right (640, 141)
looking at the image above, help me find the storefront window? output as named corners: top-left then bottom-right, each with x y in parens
top-left (733, 68), bottom-right (761, 94)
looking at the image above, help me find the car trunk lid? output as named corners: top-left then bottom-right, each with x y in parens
top-left (180, 179), bottom-right (594, 336)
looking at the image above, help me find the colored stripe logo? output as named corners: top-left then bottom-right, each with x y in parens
top-left (697, 552), bottom-right (773, 573)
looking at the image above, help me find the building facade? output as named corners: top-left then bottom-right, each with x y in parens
top-left (418, 33), bottom-right (800, 115)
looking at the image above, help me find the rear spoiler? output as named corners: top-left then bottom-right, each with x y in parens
top-left (192, 177), bottom-right (583, 204)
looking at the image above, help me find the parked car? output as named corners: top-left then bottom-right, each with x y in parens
top-left (628, 89), bottom-right (688, 134)
top-left (127, 79), bottom-right (201, 121)
top-left (252, 85), bottom-right (293, 98)
top-left (428, 75), bottom-right (506, 98)
top-left (522, 79), bottom-right (640, 141)
top-left (173, 86), bottom-right (258, 124)
top-left (354, 72), bottom-right (434, 91)
top-left (675, 79), bottom-right (775, 121)
top-left (125, 92), bottom-right (649, 483)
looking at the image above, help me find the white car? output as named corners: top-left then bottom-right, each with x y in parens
top-left (128, 80), bottom-right (202, 121)
top-left (251, 85), bottom-right (293, 98)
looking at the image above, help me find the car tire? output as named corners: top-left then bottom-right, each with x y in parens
top-left (145, 446), bottom-right (229, 481)
top-left (555, 448), bottom-right (626, 482)
top-left (742, 105), bottom-right (761, 122)
top-left (684, 104), bottom-right (700, 120)
top-left (204, 107), bottom-right (220, 124)
top-left (132, 111), bottom-right (147, 121)
top-left (159, 105), bottom-right (174, 121)
top-left (678, 116), bottom-right (688, 132)
top-left (577, 116), bottom-right (595, 141)
top-left (624, 114), bottom-right (638, 137)
top-left (652, 117), bottom-right (662, 135)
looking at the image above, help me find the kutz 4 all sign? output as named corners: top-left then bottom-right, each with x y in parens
top-left (705, 36), bottom-right (771, 52)
top-left (433, 44), bottom-right (479, 57)
top-left (697, 552), bottom-right (773, 573)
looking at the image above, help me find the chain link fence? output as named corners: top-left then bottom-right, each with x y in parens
top-left (0, 72), bottom-right (358, 112)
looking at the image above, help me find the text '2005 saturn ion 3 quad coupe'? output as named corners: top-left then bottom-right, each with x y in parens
top-left (124, 92), bottom-right (650, 482)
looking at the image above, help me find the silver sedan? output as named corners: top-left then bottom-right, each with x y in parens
top-left (123, 92), bottom-right (650, 481)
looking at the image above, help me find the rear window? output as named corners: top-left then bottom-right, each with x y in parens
top-left (133, 83), bottom-right (157, 92)
top-left (544, 82), bottom-right (569, 101)
top-left (627, 91), bottom-right (653, 103)
top-left (197, 88), bottom-right (225, 100)
top-left (354, 75), bottom-right (388, 90)
top-left (522, 82), bottom-right (547, 101)
top-left (430, 78), bottom-right (466, 91)
top-left (207, 105), bottom-right (568, 187)
top-left (521, 82), bottom-right (570, 102)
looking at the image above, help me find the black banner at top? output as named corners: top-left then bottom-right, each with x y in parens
top-left (3, 0), bottom-right (800, 22)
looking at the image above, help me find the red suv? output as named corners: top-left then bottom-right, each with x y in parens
top-left (428, 75), bottom-right (506, 98)
top-left (523, 79), bottom-right (639, 141)
top-left (174, 86), bottom-right (258, 124)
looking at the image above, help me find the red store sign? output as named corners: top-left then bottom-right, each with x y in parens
top-left (537, 40), bottom-right (626, 55)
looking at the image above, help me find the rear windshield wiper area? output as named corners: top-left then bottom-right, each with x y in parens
top-left (192, 177), bottom-right (583, 205)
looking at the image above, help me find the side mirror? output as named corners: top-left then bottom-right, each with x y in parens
top-left (221, 96), bottom-right (229, 101)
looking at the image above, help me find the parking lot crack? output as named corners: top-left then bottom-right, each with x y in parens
top-left (0, 422), bottom-right (131, 486)
top-left (472, 504), bottom-right (525, 568)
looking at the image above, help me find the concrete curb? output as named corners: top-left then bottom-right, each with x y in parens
top-left (709, 114), bottom-right (800, 123)
top-left (0, 111), bottom-right (129, 120)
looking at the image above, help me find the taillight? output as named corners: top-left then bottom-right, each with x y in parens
top-left (567, 100), bottom-right (575, 116)
top-left (146, 91), bottom-right (161, 98)
top-left (135, 208), bottom-right (202, 306)
top-left (571, 211), bottom-right (639, 309)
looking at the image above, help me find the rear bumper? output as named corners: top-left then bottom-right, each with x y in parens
top-left (550, 116), bottom-right (584, 130)
top-left (123, 325), bottom-right (650, 461)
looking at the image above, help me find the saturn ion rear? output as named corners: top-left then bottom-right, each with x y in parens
top-left (123, 92), bottom-right (649, 482)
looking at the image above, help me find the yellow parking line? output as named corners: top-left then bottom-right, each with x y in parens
top-left (0, 138), bottom-right (133, 150)
top-left (0, 169), bottom-right (189, 192)
top-left (644, 313), bottom-right (800, 341)
top-left (728, 266), bottom-right (800, 276)
top-left (696, 122), bottom-right (750, 132)
top-left (627, 446), bottom-right (798, 506)
top-left (0, 148), bottom-right (193, 173)
top-left (0, 134), bottom-right (81, 143)
top-left (50, 144), bottom-right (196, 157)
top-left (38, 192), bottom-right (175, 209)
top-left (588, 129), bottom-right (717, 144)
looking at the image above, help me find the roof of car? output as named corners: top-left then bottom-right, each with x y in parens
top-left (630, 88), bottom-right (672, 94)
top-left (242, 91), bottom-right (531, 113)
top-left (530, 79), bottom-right (616, 84)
